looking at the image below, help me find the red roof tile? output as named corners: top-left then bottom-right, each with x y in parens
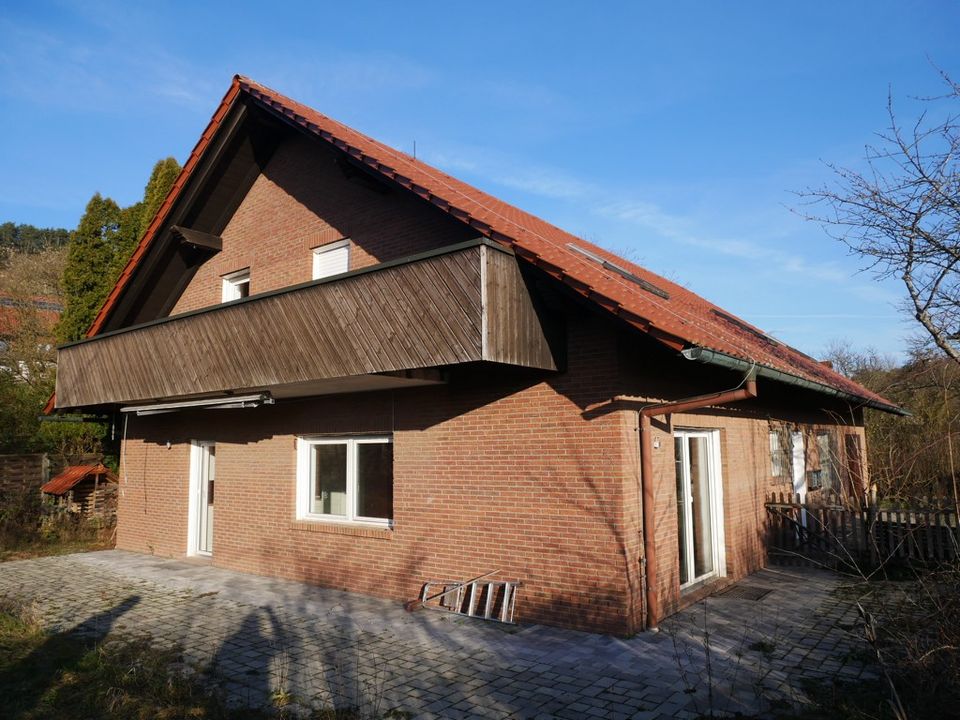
top-left (77, 75), bottom-right (899, 413)
top-left (41, 464), bottom-right (116, 495)
top-left (0, 295), bottom-right (61, 336)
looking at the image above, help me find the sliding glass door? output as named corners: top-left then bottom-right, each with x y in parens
top-left (674, 430), bottom-right (724, 588)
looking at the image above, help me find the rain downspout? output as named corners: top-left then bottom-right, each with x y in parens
top-left (619, 368), bottom-right (757, 631)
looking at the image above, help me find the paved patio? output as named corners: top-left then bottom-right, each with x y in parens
top-left (0, 551), bottom-right (876, 719)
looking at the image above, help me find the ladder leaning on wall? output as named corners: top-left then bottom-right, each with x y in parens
top-left (416, 571), bottom-right (521, 624)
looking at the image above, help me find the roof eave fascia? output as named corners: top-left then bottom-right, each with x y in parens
top-left (84, 76), bottom-right (246, 338)
top-left (681, 345), bottom-right (909, 417)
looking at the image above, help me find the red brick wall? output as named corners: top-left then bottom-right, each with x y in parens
top-left (116, 354), bottom-right (867, 633)
top-left (171, 135), bottom-right (474, 315)
top-left (115, 434), bottom-right (191, 558)
top-left (116, 317), bottom-right (643, 635)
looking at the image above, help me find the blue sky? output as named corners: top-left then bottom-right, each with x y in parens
top-left (1, 1), bottom-right (958, 360)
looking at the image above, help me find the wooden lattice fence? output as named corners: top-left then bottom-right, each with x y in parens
top-left (766, 491), bottom-right (959, 568)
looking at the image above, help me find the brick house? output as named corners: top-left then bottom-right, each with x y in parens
top-left (51, 76), bottom-right (901, 635)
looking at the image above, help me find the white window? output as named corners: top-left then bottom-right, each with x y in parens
top-left (769, 431), bottom-right (784, 477)
top-left (296, 435), bottom-right (393, 526)
top-left (816, 431), bottom-right (835, 491)
top-left (312, 240), bottom-right (349, 280)
top-left (221, 269), bottom-right (250, 302)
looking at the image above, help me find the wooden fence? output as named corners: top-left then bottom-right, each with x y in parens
top-left (766, 491), bottom-right (959, 568)
top-left (0, 454), bottom-right (50, 493)
top-left (0, 453), bottom-right (103, 495)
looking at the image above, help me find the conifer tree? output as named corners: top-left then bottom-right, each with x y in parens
top-left (56, 193), bottom-right (122, 343)
top-left (56, 157), bottom-right (181, 342)
top-left (140, 157), bottom-right (181, 231)
top-left (110, 157), bottom-right (181, 280)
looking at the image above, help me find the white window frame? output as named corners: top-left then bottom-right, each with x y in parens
top-left (674, 428), bottom-right (726, 591)
top-left (296, 435), bottom-right (392, 528)
top-left (769, 431), bottom-right (784, 477)
top-left (221, 269), bottom-right (250, 302)
top-left (312, 239), bottom-right (350, 280)
top-left (187, 440), bottom-right (215, 557)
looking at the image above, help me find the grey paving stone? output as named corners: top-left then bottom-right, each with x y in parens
top-left (0, 551), bottom-right (881, 719)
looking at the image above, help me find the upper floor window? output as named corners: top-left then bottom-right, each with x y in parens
top-left (313, 240), bottom-right (349, 280)
top-left (221, 269), bottom-right (250, 302)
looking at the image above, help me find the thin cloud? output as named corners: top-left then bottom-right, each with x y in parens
top-left (599, 198), bottom-right (848, 282)
top-left (0, 15), bottom-right (216, 113)
top-left (428, 144), bottom-right (870, 289)
top-left (424, 144), bottom-right (594, 200)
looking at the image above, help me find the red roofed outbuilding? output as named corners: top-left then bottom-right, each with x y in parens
top-left (41, 464), bottom-right (117, 520)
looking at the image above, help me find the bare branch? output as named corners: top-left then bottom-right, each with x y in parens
top-left (801, 71), bottom-right (960, 363)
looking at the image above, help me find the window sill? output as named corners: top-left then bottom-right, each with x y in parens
top-left (290, 520), bottom-right (393, 540)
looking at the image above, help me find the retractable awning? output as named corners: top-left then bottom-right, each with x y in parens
top-left (120, 393), bottom-right (274, 416)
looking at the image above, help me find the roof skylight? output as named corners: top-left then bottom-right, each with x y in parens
top-left (567, 244), bottom-right (670, 300)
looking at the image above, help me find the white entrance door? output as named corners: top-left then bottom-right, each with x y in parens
top-left (674, 430), bottom-right (726, 589)
top-left (189, 441), bottom-right (215, 556)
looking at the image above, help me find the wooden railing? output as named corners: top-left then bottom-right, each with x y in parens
top-left (765, 492), bottom-right (959, 568)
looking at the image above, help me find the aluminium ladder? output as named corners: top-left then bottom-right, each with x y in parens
top-left (420, 577), bottom-right (520, 624)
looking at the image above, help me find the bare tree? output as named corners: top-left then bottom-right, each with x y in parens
top-left (804, 70), bottom-right (960, 362)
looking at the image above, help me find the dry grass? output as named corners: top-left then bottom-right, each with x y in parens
top-left (0, 484), bottom-right (115, 562)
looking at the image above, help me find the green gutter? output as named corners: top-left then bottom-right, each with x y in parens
top-left (680, 346), bottom-right (909, 416)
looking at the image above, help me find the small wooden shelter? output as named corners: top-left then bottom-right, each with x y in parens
top-left (41, 464), bottom-right (118, 520)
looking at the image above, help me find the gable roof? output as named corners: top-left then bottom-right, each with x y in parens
top-left (41, 464), bottom-right (117, 496)
top-left (78, 75), bottom-right (900, 414)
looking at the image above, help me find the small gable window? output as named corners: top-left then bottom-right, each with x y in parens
top-left (221, 269), bottom-right (250, 302)
top-left (313, 239), bottom-right (349, 280)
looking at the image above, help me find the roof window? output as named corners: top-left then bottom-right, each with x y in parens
top-left (710, 309), bottom-right (779, 345)
top-left (567, 244), bottom-right (670, 299)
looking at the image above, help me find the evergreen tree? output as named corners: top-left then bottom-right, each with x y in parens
top-left (140, 157), bottom-right (181, 232)
top-left (56, 157), bottom-right (181, 342)
top-left (56, 193), bottom-right (122, 343)
top-left (110, 157), bottom-right (181, 281)
top-left (0, 222), bottom-right (71, 253)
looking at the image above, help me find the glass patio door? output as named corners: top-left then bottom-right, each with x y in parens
top-left (191, 441), bottom-right (215, 555)
top-left (674, 430), bottom-right (724, 588)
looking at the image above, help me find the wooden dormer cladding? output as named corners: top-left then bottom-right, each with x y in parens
top-left (54, 240), bottom-right (560, 409)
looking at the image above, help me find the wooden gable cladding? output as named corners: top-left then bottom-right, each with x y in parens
top-left (54, 240), bottom-right (559, 408)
